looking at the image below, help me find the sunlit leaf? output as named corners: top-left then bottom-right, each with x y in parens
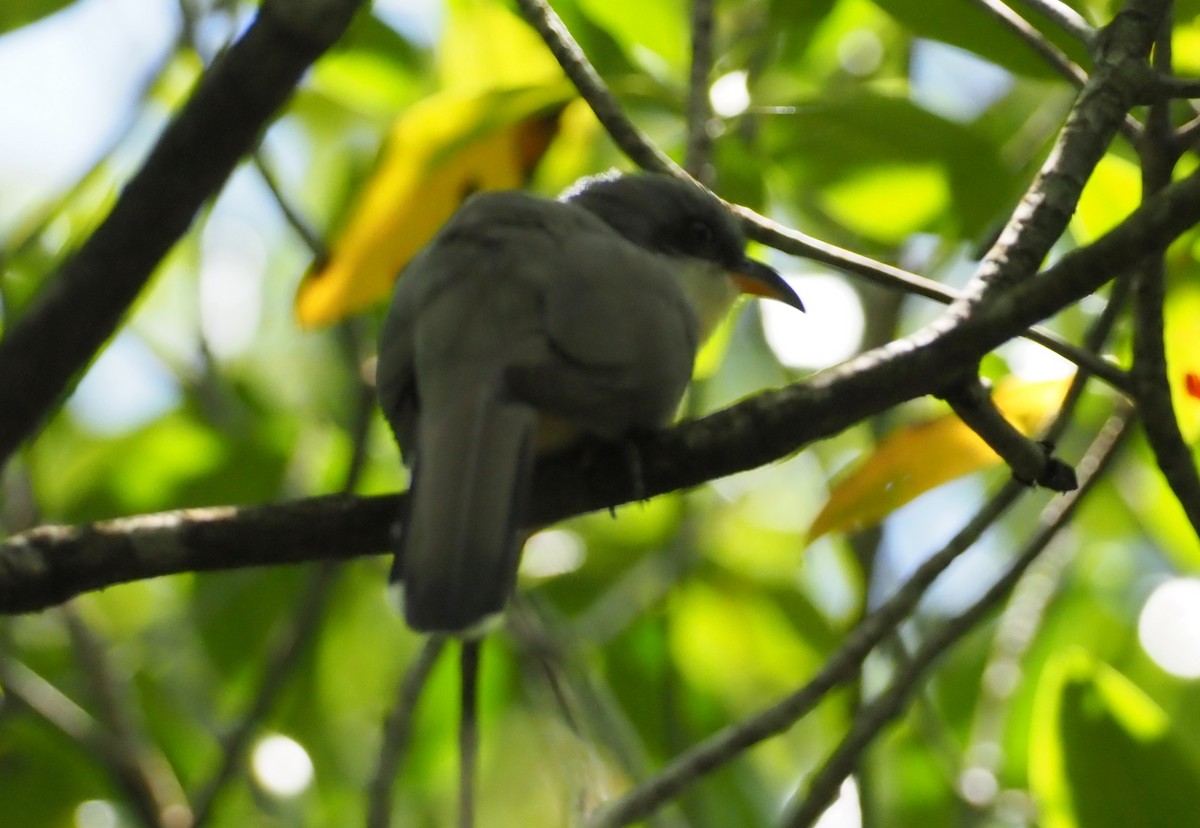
top-left (574, 0), bottom-right (688, 73)
top-left (1030, 651), bottom-right (1200, 828)
top-left (441, 0), bottom-right (566, 89)
top-left (294, 83), bottom-right (574, 327)
top-left (1071, 153), bottom-right (1141, 244)
top-left (765, 91), bottom-right (1011, 238)
top-left (819, 162), bottom-right (949, 243)
top-left (808, 378), bottom-right (1071, 540)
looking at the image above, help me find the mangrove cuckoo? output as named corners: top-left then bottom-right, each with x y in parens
top-left (376, 172), bottom-right (804, 633)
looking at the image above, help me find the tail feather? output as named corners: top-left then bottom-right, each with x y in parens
top-left (395, 383), bottom-right (538, 633)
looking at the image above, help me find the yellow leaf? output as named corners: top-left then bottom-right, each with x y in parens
top-left (439, 0), bottom-right (566, 89)
top-left (295, 83), bottom-right (574, 328)
top-left (807, 377), bottom-right (1072, 541)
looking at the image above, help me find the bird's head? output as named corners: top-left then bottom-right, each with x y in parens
top-left (563, 172), bottom-right (804, 339)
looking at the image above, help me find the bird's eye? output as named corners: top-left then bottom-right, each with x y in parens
top-left (686, 219), bottom-right (714, 248)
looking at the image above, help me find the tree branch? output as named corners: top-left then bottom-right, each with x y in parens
top-left (0, 0), bottom-right (365, 470)
top-left (939, 378), bottom-right (1077, 490)
top-left (969, 0), bottom-right (1088, 87)
top-left (585, 483), bottom-right (1027, 828)
top-left (516, 0), bottom-right (1131, 389)
top-left (367, 637), bottom-right (448, 828)
top-left (961, 0), bottom-right (1163, 308)
top-left (1130, 15), bottom-right (1200, 541)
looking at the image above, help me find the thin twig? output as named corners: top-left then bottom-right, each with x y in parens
top-left (0, 657), bottom-right (180, 828)
top-left (940, 377), bottom-right (1077, 490)
top-left (512, 0), bottom-right (680, 176)
top-left (508, 603), bottom-right (692, 828)
top-left (968, 0), bottom-right (1089, 88)
top-left (459, 639), bottom-right (483, 828)
top-left (584, 484), bottom-right (1026, 828)
top-left (780, 411), bottom-right (1132, 827)
top-left (733, 207), bottom-right (1131, 391)
top-left (684, 0), bottom-right (716, 184)
top-left (189, 564), bottom-right (339, 827)
top-left (1013, 0), bottom-right (1095, 43)
top-left (1130, 12), bottom-right (1200, 545)
top-left (1176, 113), bottom-right (1200, 148)
top-left (970, 0), bottom-right (1143, 147)
top-left (367, 637), bottom-right (448, 828)
top-left (191, 319), bottom-right (375, 826)
top-left (251, 149), bottom-right (326, 257)
top-left (64, 606), bottom-right (189, 828)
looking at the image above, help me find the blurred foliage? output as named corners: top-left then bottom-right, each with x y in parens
top-left (2, 0), bottom-right (1200, 827)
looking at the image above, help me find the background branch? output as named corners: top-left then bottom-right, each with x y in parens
top-left (780, 411), bottom-right (1131, 827)
top-left (0, 0), bottom-right (364, 470)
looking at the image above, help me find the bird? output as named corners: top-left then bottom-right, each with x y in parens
top-left (376, 171), bottom-right (805, 633)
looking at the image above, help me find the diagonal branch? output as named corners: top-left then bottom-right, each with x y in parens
top-left (1014, 0), bottom-right (1095, 43)
top-left (0, 0), bottom-right (365, 471)
top-left (513, 0), bottom-right (679, 176)
top-left (969, 0), bottom-right (1089, 88)
top-left (584, 483), bottom-right (1028, 828)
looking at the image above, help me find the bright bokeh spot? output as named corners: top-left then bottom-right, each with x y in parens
top-left (67, 332), bottom-right (181, 435)
top-left (1139, 578), bottom-right (1200, 678)
top-left (710, 70), bottom-right (751, 118)
top-left (75, 800), bottom-right (118, 828)
top-left (199, 215), bottom-right (267, 360)
top-left (761, 274), bottom-right (864, 369)
top-left (520, 528), bottom-right (586, 578)
top-left (837, 30), bottom-right (883, 76)
top-left (251, 734), bottom-right (314, 797)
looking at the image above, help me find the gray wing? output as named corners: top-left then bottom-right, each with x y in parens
top-left (374, 190), bottom-right (700, 631)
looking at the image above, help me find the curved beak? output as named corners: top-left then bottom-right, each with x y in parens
top-left (732, 257), bottom-right (805, 313)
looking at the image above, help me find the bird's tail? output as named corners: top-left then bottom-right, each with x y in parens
top-left (393, 382), bottom-right (538, 633)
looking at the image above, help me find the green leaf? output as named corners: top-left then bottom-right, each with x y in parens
top-left (574, 0), bottom-right (688, 73)
top-left (1031, 651), bottom-right (1200, 828)
top-left (765, 91), bottom-right (1012, 239)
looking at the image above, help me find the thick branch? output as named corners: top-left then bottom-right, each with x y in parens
top-left (0, 496), bottom-right (395, 613)
top-left (0, 0), bottom-right (365, 469)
